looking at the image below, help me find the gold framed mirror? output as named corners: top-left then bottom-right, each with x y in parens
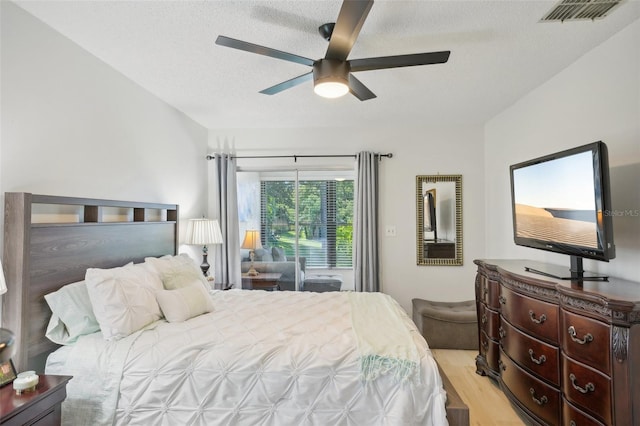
top-left (416, 175), bottom-right (463, 266)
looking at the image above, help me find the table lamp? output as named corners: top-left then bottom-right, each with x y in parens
top-left (185, 218), bottom-right (223, 276)
top-left (0, 259), bottom-right (15, 364)
top-left (241, 230), bottom-right (262, 276)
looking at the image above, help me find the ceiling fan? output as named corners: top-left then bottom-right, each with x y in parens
top-left (215, 0), bottom-right (450, 101)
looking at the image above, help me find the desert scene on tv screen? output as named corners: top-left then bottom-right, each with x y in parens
top-left (513, 150), bottom-right (599, 250)
top-left (515, 204), bottom-right (598, 249)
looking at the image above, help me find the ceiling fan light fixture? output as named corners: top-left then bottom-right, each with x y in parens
top-left (314, 80), bottom-right (349, 98)
top-left (313, 59), bottom-right (350, 98)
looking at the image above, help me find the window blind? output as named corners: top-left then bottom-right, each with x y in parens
top-left (260, 179), bottom-right (353, 268)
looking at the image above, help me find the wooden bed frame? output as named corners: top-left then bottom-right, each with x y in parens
top-left (438, 363), bottom-right (470, 426)
top-left (2, 192), bottom-right (468, 425)
top-left (2, 193), bottom-right (178, 372)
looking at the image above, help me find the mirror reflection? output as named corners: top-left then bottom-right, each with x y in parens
top-left (416, 175), bottom-right (462, 266)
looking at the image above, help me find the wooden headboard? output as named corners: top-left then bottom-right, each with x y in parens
top-left (2, 193), bottom-right (178, 372)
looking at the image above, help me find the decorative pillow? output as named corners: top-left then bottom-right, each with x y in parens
top-left (253, 248), bottom-right (273, 262)
top-left (156, 281), bottom-right (214, 323)
top-left (272, 247), bottom-right (287, 262)
top-left (85, 263), bottom-right (164, 340)
top-left (144, 253), bottom-right (209, 290)
top-left (44, 280), bottom-right (100, 345)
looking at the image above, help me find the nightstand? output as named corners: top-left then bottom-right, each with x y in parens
top-left (0, 375), bottom-right (71, 425)
top-left (214, 282), bottom-right (234, 291)
top-left (242, 272), bottom-right (282, 291)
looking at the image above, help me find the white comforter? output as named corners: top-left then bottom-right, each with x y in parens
top-left (47, 290), bottom-right (448, 425)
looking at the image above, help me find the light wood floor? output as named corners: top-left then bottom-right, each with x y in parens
top-left (432, 349), bottom-right (526, 426)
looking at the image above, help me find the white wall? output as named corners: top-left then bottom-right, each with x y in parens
top-left (209, 125), bottom-right (486, 313)
top-left (485, 18), bottom-right (640, 282)
top-left (0, 2), bottom-right (209, 251)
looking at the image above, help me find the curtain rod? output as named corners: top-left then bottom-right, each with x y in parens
top-left (205, 153), bottom-right (392, 162)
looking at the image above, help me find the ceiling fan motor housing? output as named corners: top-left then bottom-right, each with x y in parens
top-left (313, 59), bottom-right (350, 97)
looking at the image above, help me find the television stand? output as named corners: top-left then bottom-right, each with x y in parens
top-left (474, 259), bottom-right (639, 426)
top-left (525, 255), bottom-right (608, 282)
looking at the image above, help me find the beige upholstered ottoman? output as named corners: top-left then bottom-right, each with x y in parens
top-left (302, 274), bottom-right (343, 292)
top-left (412, 299), bottom-right (478, 350)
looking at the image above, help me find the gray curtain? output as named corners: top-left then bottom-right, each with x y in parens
top-left (353, 151), bottom-right (379, 292)
top-left (211, 153), bottom-right (241, 288)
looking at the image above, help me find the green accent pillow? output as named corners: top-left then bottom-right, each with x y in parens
top-left (44, 280), bottom-right (100, 344)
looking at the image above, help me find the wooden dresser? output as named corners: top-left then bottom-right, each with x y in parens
top-left (475, 259), bottom-right (639, 426)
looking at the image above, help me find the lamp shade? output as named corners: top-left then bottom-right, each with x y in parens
top-left (0, 259), bottom-right (14, 364)
top-left (0, 259), bottom-right (6, 295)
top-left (241, 230), bottom-right (262, 250)
top-left (185, 219), bottom-right (223, 246)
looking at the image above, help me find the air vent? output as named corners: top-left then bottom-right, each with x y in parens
top-left (541, 0), bottom-right (624, 22)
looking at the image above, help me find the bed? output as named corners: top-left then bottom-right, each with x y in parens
top-left (2, 193), bottom-right (469, 426)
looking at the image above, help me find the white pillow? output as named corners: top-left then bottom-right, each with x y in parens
top-left (156, 281), bottom-right (214, 323)
top-left (144, 253), bottom-right (209, 290)
top-left (44, 280), bottom-right (100, 345)
top-left (85, 263), bottom-right (163, 340)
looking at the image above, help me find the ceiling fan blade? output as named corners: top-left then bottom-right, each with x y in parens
top-left (348, 74), bottom-right (376, 101)
top-left (325, 0), bottom-right (373, 61)
top-left (216, 35), bottom-right (315, 67)
top-left (350, 51), bottom-right (450, 72)
top-left (259, 72), bottom-right (314, 95)
top-left (251, 6), bottom-right (318, 36)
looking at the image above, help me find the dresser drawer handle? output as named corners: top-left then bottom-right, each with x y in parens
top-left (528, 349), bottom-right (546, 365)
top-left (570, 422), bottom-right (576, 426)
top-left (481, 339), bottom-right (488, 350)
top-left (569, 373), bottom-right (595, 394)
top-left (499, 327), bottom-right (506, 339)
top-left (499, 360), bottom-right (506, 371)
top-left (481, 313), bottom-right (487, 324)
top-left (499, 295), bottom-right (506, 305)
top-left (529, 388), bottom-right (548, 406)
top-left (568, 326), bottom-right (594, 345)
top-left (528, 310), bottom-right (546, 324)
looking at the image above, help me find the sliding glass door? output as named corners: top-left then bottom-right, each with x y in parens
top-left (237, 169), bottom-right (354, 291)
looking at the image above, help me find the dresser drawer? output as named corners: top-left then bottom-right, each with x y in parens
top-left (500, 349), bottom-right (561, 426)
top-left (562, 354), bottom-right (612, 425)
top-left (478, 276), bottom-right (501, 310)
top-left (480, 330), bottom-right (500, 373)
top-left (563, 398), bottom-right (605, 426)
top-left (476, 274), bottom-right (488, 303)
top-left (479, 303), bottom-right (500, 340)
top-left (500, 317), bottom-right (560, 386)
top-left (500, 286), bottom-right (559, 344)
top-left (561, 309), bottom-right (611, 374)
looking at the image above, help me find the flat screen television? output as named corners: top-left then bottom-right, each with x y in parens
top-left (509, 141), bottom-right (615, 281)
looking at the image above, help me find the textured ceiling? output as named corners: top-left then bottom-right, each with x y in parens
top-left (14, 0), bottom-right (640, 129)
